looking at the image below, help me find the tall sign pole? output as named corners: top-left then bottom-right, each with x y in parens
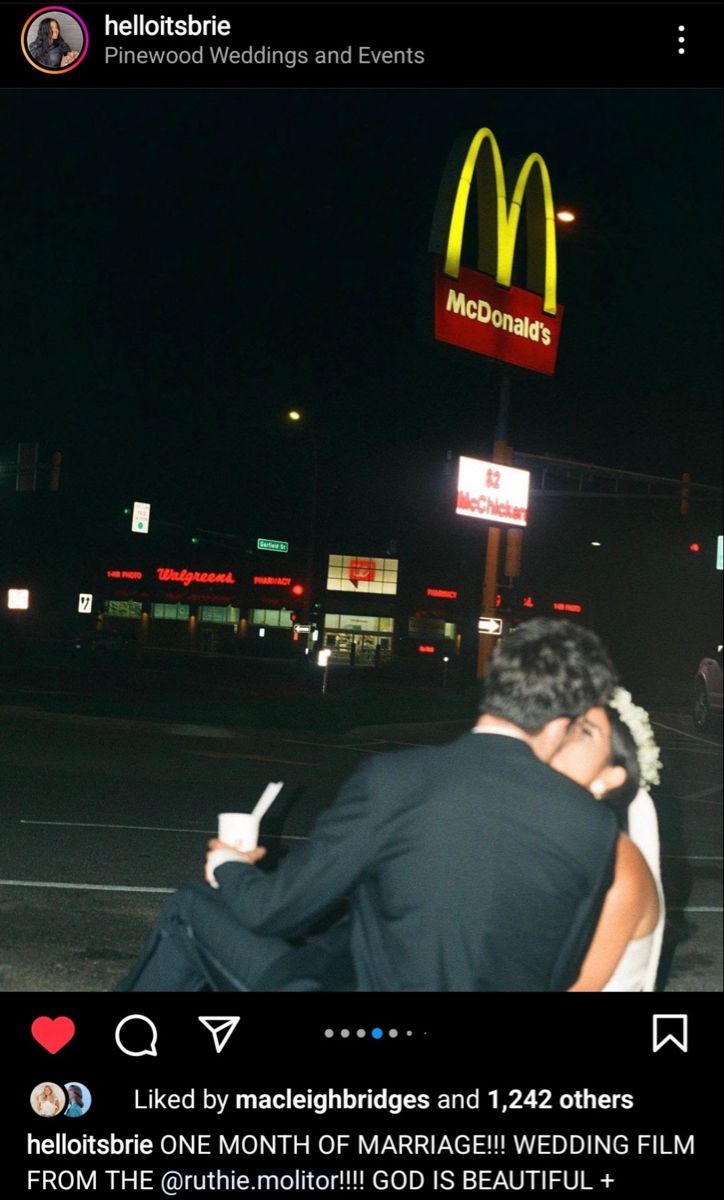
top-left (430, 127), bottom-right (563, 678)
top-left (478, 375), bottom-right (512, 679)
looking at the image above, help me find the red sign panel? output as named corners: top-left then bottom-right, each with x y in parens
top-left (349, 559), bottom-right (376, 583)
top-left (433, 257), bottom-right (563, 375)
top-left (253, 576), bottom-right (292, 586)
top-left (553, 602), bottom-right (582, 614)
top-left (426, 588), bottom-right (458, 600)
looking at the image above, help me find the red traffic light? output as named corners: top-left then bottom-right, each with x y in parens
top-left (689, 543), bottom-right (701, 553)
top-left (291, 583), bottom-right (304, 596)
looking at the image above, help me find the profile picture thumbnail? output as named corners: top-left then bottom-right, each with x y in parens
top-left (64, 1081), bottom-right (91, 1117)
top-left (31, 1081), bottom-right (66, 1118)
top-left (22, 7), bottom-right (89, 74)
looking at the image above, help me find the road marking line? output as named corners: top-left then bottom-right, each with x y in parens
top-left (21, 819), bottom-right (211, 835)
top-left (663, 855), bottom-right (723, 861)
top-left (669, 905), bottom-right (723, 913)
top-left (182, 751), bottom-right (316, 766)
top-left (652, 720), bottom-right (722, 747)
top-left (679, 785), bottom-right (723, 801)
top-left (661, 746), bottom-right (721, 755)
top-left (0, 879), bottom-right (174, 894)
top-left (19, 819), bottom-right (309, 841)
top-left (280, 739), bottom-right (373, 754)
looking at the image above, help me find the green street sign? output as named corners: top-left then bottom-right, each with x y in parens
top-left (257, 538), bottom-right (289, 554)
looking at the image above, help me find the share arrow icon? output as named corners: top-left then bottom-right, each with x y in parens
top-left (198, 1016), bottom-right (241, 1053)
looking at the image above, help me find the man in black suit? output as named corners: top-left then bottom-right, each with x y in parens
top-left (118, 618), bottom-right (619, 992)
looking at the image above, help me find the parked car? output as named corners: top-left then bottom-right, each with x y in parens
top-left (73, 629), bottom-right (131, 654)
top-left (693, 647), bottom-right (723, 732)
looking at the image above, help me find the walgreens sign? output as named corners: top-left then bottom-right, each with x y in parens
top-left (456, 457), bottom-right (530, 528)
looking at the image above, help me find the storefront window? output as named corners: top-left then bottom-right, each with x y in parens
top-left (200, 606), bottom-right (240, 624)
top-left (407, 617), bottom-right (458, 640)
top-left (152, 603), bottom-right (190, 621)
top-left (105, 600), bottom-right (142, 618)
top-left (250, 609), bottom-right (293, 627)
top-left (325, 614), bottom-right (394, 633)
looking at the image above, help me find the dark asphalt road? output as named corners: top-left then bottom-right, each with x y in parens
top-left (0, 704), bottom-right (720, 992)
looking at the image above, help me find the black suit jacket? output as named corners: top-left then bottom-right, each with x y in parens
top-left (215, 732), bottom-right (618, 991)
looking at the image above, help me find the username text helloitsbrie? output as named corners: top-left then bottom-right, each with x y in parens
top-left (104, 14), bottom-right (425, 67)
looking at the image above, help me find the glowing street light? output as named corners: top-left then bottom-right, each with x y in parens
top-left (556, 210), bottom-right (576, 223)
top-left (287, 409), bottom-right (302, 422)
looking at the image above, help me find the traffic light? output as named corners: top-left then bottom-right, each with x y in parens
top-left (289, 611), bottom-right (299, 625)
top-left (291, 583), bottom-right (304, 597)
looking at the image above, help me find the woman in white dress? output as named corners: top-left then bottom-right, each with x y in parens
top-left (34, 1084), bottom-right (62, 1116)
top-left (550, 690), bottom-right (664, 992)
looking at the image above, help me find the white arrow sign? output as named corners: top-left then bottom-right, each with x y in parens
top-left (78, 593), bottom-right (93, 613)
top-left (478, 617), bottom-right (503, 636)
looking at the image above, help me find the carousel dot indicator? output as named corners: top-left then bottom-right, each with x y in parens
top-left (389, 1029), bottom-right (399, 1038)
top-left (340, 1029), bottom-right (350, 1038)
top-left (356, 1029), bottom-right (366, 1038)
top-left (371, 1027), bottom-right (383, 1039)
top-left (324, 1029), bottom-right (334, 1038)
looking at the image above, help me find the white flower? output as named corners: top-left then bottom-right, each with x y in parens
top-left (609, 688), bottom-right (662, 789)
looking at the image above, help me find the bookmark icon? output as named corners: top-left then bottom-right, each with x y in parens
top-left (652, 1014), bottom-right (688, 1053)
top-left (198, 1016), bottom-right (241, 1053)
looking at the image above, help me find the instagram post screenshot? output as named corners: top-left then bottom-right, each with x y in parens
top-left (1, 1), bottom-right (722, 1193)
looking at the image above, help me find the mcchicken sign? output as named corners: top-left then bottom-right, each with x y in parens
top-left (456, 456), bottom-right (530, 528)
top-left (430, 127), bottom-right (564, 375)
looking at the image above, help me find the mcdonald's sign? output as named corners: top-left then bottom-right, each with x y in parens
top-left (430, 127), bottom-right (564, 375)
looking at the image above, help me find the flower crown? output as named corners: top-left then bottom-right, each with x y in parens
top-left (608, 687), bottom-right (662, 789)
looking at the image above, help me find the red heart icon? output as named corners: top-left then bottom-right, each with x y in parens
top-left (31, 1016), bottom-right (76, 1054)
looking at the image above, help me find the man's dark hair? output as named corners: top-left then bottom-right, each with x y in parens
top-left (480, 618), bottom-right (618, 733)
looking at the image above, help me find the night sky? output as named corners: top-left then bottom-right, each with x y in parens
top-left (2, 87), bottom-right (721, 565)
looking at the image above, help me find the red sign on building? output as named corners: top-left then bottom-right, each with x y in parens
top-left (433, 258), bottom-right (563, 375)
top-left (349, 559), bottom-right (376, 583)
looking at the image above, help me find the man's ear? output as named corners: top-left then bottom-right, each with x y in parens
top-left (536, 716), bottom-right (572, 762)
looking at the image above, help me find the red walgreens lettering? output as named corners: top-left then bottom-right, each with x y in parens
top-left (156, 568), bottom-right (236, 587)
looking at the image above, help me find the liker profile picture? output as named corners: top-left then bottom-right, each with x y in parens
top-left (22, 7), bottom-right (88, 74)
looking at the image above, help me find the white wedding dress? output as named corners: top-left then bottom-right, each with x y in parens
top-left (602, 789), bottom-right (665, 992)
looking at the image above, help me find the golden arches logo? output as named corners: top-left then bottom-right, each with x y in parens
top-left (433, 127), bottom-right (558, 316)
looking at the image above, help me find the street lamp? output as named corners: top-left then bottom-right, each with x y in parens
top-left (286, 410), bottom-right (319, 647)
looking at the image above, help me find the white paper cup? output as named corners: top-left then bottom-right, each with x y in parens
top-left (218, 812), bottom-right (259, 852)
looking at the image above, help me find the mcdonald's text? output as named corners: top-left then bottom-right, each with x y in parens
top-left (434, 259), bottom-right (563, 375)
